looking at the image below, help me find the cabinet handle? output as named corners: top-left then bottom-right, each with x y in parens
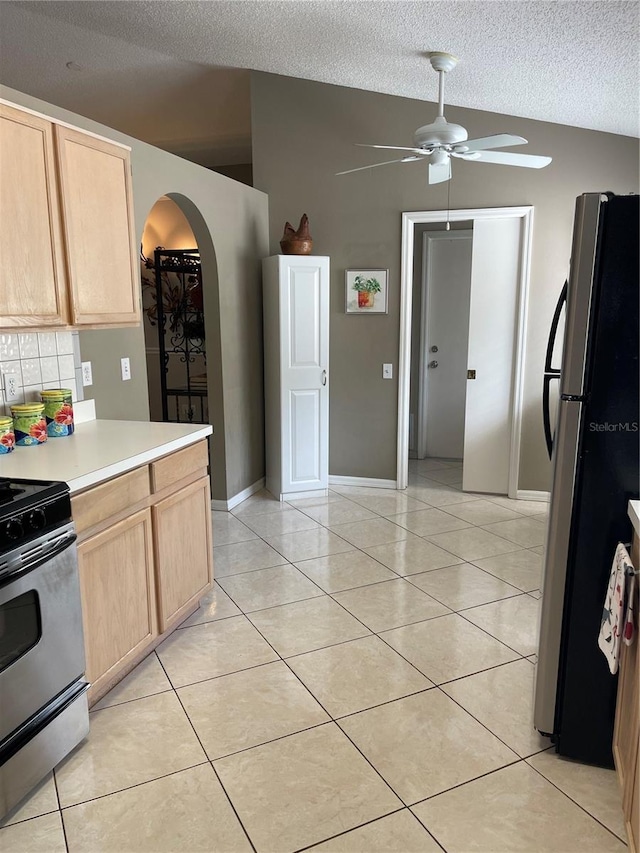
top-left (321, 370), bottom-right (327, 386)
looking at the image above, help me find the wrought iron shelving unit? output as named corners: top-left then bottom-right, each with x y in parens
top-left (151, 248), bottom-right (208, 424)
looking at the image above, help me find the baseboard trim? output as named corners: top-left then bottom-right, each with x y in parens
top-left (211, 477), bottom-right (265, 511)
top-left (329, 475), bottom-right (397, 490)
top-left (517, 490), bottom-right (550, 502)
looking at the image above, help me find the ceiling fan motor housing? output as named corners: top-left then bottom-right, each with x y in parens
top-left (414, 116), bottom-right (468, 149)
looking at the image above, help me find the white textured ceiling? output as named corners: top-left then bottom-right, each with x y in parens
top-left (0, 0), bottom-right (638, 165)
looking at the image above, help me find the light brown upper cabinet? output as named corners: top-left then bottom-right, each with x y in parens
top-left (0, 102), bottom-right (140, 330)
top-left (0, 104), bottom-right (68, 328)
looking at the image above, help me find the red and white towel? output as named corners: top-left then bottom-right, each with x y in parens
top-left (598, 543), bottom-right (635, 674)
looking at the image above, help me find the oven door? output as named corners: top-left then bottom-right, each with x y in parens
top-left (0, 522), bottom-right (85, 743)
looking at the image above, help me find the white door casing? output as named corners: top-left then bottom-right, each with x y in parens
top-left (398, 207), bottom-right (533, 497)
top-left (418, 231), bottom-right (473, 459)
top-left (463, 217), bottom-right (522, 493)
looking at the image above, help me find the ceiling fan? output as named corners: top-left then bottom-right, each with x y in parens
top-left (336, 52), bottom-right (552, 184)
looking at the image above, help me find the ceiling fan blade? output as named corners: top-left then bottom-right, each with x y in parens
top-left (456, 134), bottom-right (527, 153)
top-left (355, 143), bottom-right (428, 156)
top-left (336, 156), bottom-right (421, 176)
top-left (428, 158), bottom-right (451, 184)
top-left (473, 150), bottom-right (552, 169)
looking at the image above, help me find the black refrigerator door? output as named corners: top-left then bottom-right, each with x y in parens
top-left (555, 193), bottom-right (639, 767)
top-left (543, 281), bottom-right (567, 459)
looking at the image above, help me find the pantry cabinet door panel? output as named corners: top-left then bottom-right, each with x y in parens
top-left (0, 104), bottom-right (67, 327)
top-left (55, 126), bottom-right (140, 326)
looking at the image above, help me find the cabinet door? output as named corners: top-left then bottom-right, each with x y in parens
top-left (0, 104), bottom-right (67, 327)
top-left (78, 509), bottom-right (157, 695)
top-left (153, 476), bottom-right (213, 633)
top-left (55, 125), bottom-right (140, 326)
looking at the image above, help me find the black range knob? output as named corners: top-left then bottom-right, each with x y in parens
top-left (27, 508), bottom-right (47, 531)
top-left (5, 517), bottom-right (24, 541)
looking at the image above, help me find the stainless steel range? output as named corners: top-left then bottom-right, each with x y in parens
top-left (0, 478), bottom-right (89, 819)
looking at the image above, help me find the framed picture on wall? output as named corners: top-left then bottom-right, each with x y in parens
top-left (345, 269), bottom-right (389, 314)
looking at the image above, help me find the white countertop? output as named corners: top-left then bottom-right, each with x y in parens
top-left (629, 501), bottom-right (640, 538)
top-left (0, 419), bottom-right (212, 493)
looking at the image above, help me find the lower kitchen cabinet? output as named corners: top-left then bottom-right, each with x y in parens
top-left (153, 477), bottom-right (213, 633)
top-left (77, 509), bottom-right (157, 697)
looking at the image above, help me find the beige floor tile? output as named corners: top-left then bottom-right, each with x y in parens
top-left (472, 548), bottom-right (543, 591)
top-left (248, 596), bottom-right (371, 657)
top-left (310, 809), bottom-right (441, 852)
top-left (389, 506), bottom-right (471, 536)
top-left (333, 579), bottom-right (450, 632)
top-left (213, 538), bottom-right (288, 577)
top-left (0, 812), bottom-right (66, 852)
top-left (265, 527), bottom-right (355, 562)
top-left (364, 536), bottom-right (464, 576)
top-left (442, 659), bottom-right (550, 757)
top-left (340, 691), bottom-right (517, 804)
top-left (380, 613), bottom-right (518, 683)
top-left (92, 653), bottom-right (171, 711)
top-left (420, 468), bottom-right (464, 486)
top-left (298, 499), bottom-right (379, 527)
top-left (441, 498), bottom-right (525, 525)
top-left (287, 635), bottom-right (433, 717)
top-left (216, 563), bottom-right (323, 612)
top-left (211, 511), bottom-right (258, 545)
top-left (463, 593), bottom-right (540, 656)
top-left (0, 773), bottom-right (58, 828)
top-left (177, 582), bottom-right (241, 627)
top-left (404, 481), bottom-right (477, 506)
top-left (482, 515), bottom-right (548, 548)
top-left (214, 723), bottom-right (401, 853)
top-left (530, 545), bottom-right (546, 555)
top-left (487, 496), bottom-right (550, 515)
top-left (62, 764), bottom-right (252, 853)
top-left (408, 458), bottom-right (452, 472)
top-left (408, 563), bottom-right (522, 610)
top-left (427, 526), bottom-right (521, 561)
top-left (285, 491), bottom-right (344, 508)
top-left (294, 550), bottom-right (398, 593)
top-left (178, 661), bottom-right (328, 758)
top-left (230, 489), bottom-right (290, 518)
top-left (527, 749), bottom-right (627, 841)
top-left (346, 493), bottom-right (431, 517)
top-left (529, 589), bottom-right (542, 599)
top-left (241, 507), bottom-right (320, 537)
top-left (54, 692), bottom-right (206, 807)
top-left (330, 518), bottom-right (409, 548)
top-left (412, 762), bottom-right (626, 852)
top-left (156, 615), bottom-right (278, 687)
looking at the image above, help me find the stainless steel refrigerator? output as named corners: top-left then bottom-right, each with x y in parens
top-left (534, 191), bottom-right (639, 767)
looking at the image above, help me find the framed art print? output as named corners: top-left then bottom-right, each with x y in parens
top-left (345, 269), bottom-right (388, 314)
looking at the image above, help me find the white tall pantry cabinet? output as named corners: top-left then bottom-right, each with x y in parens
top-left (262, 255), bottom-right (330, 500)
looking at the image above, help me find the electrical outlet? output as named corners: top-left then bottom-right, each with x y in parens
top-left (120, 357), bottom-right (131, 381)
top-left (81, 361), bottom-right (93, 386)
top-left (382, 363), bottom-right (393, 379)
top-left (3, 373), bottom-right (19, 402)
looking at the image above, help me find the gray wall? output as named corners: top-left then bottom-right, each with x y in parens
top-left (251, 73), bottom-right (639, 490)
top-left (1, 85), bottom-right (270, 502)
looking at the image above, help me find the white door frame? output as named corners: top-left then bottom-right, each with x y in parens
top-left (397, 206), bottom-right (534, 497)
top-left (417, 229), bottom-right (473, 459)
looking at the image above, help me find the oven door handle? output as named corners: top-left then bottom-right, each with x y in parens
top-left (0, 531), bottom-right (77, 588)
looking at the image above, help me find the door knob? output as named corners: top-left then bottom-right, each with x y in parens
top-left (430, 346), bottom-right (439, 353)
top-left (429, 360), bottom-right (438, 368)
top-left (321, 369), bottom-right (327, 386)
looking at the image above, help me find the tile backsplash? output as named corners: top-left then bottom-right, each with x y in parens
top-left (0, 332), bottom-right (85, 414)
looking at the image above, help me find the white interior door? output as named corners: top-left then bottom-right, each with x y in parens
top-left (419, 231), bottom-right (472, 458)
top-left (281, 258), bottom-right (329, 494)
top-left (463, 217), bottom-right (522, 494)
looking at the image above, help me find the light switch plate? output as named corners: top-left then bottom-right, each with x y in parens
top-left (382, 363), bottom-right (393, 379)
top-left (121, 357), bottom-right (131, 381)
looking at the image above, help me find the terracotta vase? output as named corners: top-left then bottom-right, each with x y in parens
top-left (280, 214), bottom-right (313, 255)
top-left (358, 290), bottom-right (375, 308)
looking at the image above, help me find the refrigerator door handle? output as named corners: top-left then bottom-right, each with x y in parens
top-left (543, 281), bottom-right (567, 459)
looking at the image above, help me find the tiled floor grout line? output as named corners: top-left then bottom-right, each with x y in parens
top-left (50, 766), bottom-right (69, 853)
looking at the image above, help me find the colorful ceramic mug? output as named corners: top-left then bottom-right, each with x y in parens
top-left (10, 403), bottom-right (47, 446)
top-left (0, 416), bottom-right (15, 453)
top-left (40, 389), bottom-right (74, 437)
